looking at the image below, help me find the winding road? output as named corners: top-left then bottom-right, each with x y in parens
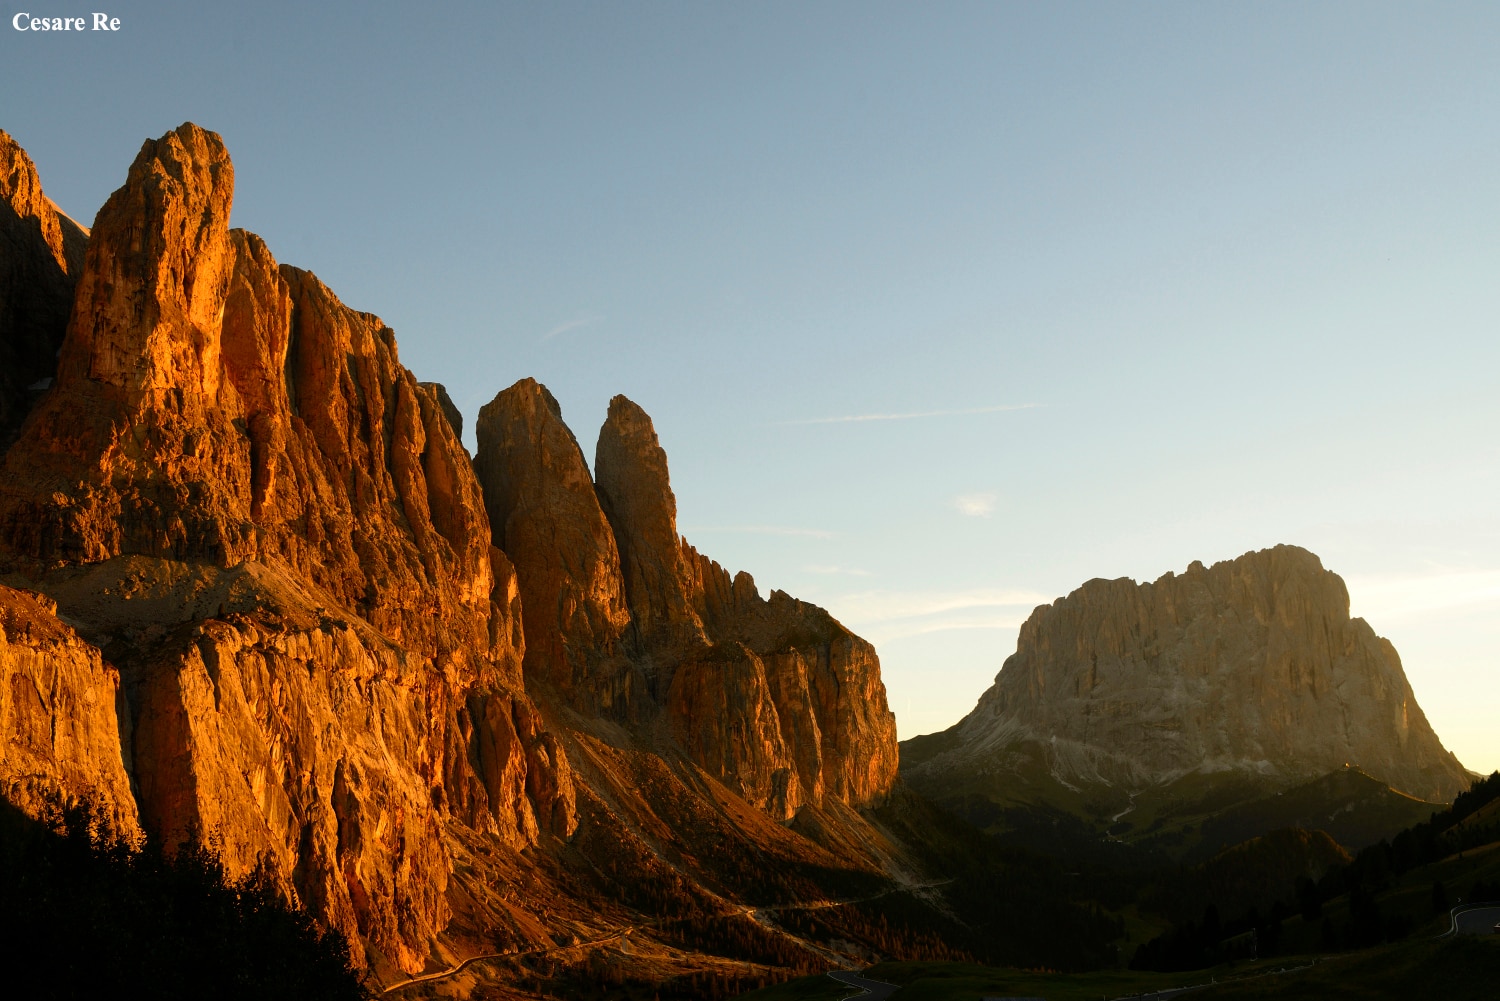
top-left (1449, 904), bottom-right (1500, 936)
top-left (380, 927), bottom-right (634, 994)
top-left (827, 970), bottom-right (901, 999)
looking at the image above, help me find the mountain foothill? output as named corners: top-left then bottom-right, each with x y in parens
top-left (0, 124), bottom-right (1491, 999)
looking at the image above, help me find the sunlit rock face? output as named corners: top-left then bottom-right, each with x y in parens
top-left (1, 126), bottom-right (499, 667)
top-left (0, 123), bottom-right (898, 986)
top-left (0, 583), bottom-right (138, 841)
top-left (908, 545), bottom-right (1469, 804)
top-left (595, 394), bottom-right (898, 813)
top-left (477, 388), bottom-right (899, 819)
top-left (474, 379), bottom-right (634, 714)
top-left (0, 128), bottom-right (87, 452)
top-left (0, 124), bottom-right (574, 976)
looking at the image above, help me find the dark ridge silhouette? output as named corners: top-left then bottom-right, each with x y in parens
top-left (1131, 771), bottom-right (1500, 972)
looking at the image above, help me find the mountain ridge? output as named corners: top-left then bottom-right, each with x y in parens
top-left (0, 122), bottom-right (1482, 996)
top-left (902, 546), bottom-right (1468, 856)
top-left (0, 122), bottom-right (902, 988)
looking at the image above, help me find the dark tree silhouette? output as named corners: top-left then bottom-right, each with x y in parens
top-left (0, 799), bottom-right (370, 1001)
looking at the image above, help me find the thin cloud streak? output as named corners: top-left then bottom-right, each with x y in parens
top-left (777, 403), bottom-right (1040, 426)
top-left (541, 314), bottom-right (604, 341)
top-left (830, 587), bottom-right (1051, 623)
top-left (683, 524), bottom-right (835, 539)
top-left (864, 616), bottom-right (1026, 643)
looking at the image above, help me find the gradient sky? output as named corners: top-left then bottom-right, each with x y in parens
top-left (5, 2), bottom-right (1498, 773)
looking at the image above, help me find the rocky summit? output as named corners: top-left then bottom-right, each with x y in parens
top-left (1, 122), bottom-right (1485, 997)
top-left (0, 129), bottom-right (87, 453)
top-left (903, 545), bottom-right (1470, 833)
top-left (476, 383), bottom-right (898, 818)
top-left (0, 123), bottom-right (901, 988)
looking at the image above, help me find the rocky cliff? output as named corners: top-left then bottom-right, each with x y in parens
top-left (0, 129), bottom-right (87, 452)
top-left (476, 384), bottom-right (898, 819)
top-left (0, 123), bottom-right (901, 987)
top-left (0, 582), bottom-right (138, 840)
top-left (904, 546), bottom-right (1469, 812)
top-left (0, 124), bottom-right (579, 977)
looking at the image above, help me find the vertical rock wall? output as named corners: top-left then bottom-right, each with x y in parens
top-left (0, 124), bottom-right (575, 976)
top-left (0, 122), bottom-right (896, 982)
top-left (0, 583), bottom-right (138, 840)
top-left (477, 388), bottom-right (899, 818)
top-left (0, 129), bottom-right (87, 452)
top-left (935, 546), bottom-right (1470, 802)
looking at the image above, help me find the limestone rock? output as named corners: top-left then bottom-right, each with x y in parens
top-left (55, 124), bottom-right (234, 405)
top-left (595, 395), bottom-right (700, 650)
top-left (0, 129), bottom-right (87, 452)
top-left (420, 382), bottom-right (463, 440)
top-left (474, 379), bottom-right (632, 710)
top-left (0, 128), bottom-right (499, 672)
top-left (666, 641), bottom-right (804, 817)
top-left (0, 583), bottom-right (138, 840)
top-left (0, 125), bottom-right (574, 976)
top-left (906, 545), bottom-right (1469, 804)
top-left (0, 124), bottom-right (903, 988)
top-left (478, 385), bottom-right (899, 817)
top-left (595, 398), bottom-right (898, 811)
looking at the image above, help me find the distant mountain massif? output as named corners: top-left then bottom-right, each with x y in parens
top-left (903, 546), bottom-right (1470, 861)
top-left (0, 124), bottom-right (1483, 998)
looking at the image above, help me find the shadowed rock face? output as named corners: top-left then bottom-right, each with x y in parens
top-left (0, 129), bottom-right (87, 452)
top-left (906, 545), bottom-right (1469, 804)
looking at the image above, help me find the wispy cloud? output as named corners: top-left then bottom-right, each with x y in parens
top-left (831, 587), bottom-right (1050, 624)
top-left (777, 403), bottom-right (1040, 426)
top-left (954, 492), bottom-right (997, 517)
top-left (1344, 569), bottom-right (1500, 622)
top-left (802, 564), bottom-right (873, 576)
top-left (832, 587), bottom-right (1047, 644)
top-left (541, 314), bottom-right (604, 341)
top-left (866, 616), bottom-right (1029, 643)
top-left (682, 524), bottom-right (835, 539)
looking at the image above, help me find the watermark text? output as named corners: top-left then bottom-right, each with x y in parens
top-left (12, 12), bottom-right (120, 31)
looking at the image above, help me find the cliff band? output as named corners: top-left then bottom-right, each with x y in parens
top-left (0, 124), bottom-right (899, 983)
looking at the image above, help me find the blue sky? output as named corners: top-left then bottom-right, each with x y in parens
top-left (5, 2), bottom-right (1498, 772)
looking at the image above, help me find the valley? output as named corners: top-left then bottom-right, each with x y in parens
top-left (1, 121), bottom-right (1496, 1000)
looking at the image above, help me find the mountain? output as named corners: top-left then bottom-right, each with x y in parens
top-left (902, 546), bottom-right (1469, 853)
top-left (4, 124), bottom-right (1482, 996)
top-left (0, 123), bottom-right (909, 993)
top-left (0, 128), bottom-right (87, 452)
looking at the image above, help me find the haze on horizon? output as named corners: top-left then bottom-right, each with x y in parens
top-left (4, 1), bottom-right (1497, 774)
